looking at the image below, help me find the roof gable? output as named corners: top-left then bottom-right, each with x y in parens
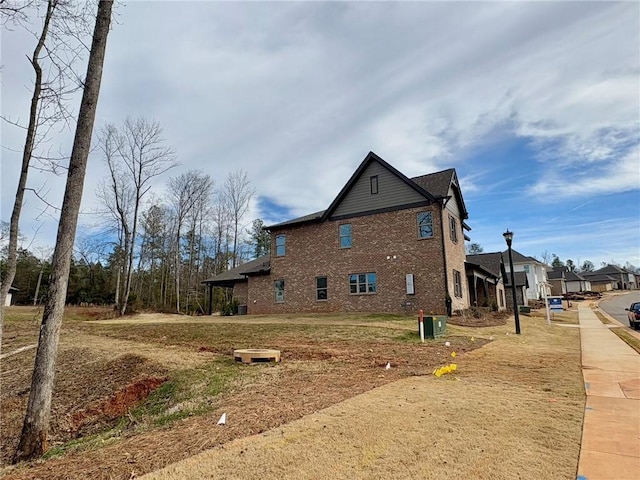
top-left (502, 249), bottom-right (545, 266)
top-left (412, 168), bottom-right (468, 220)
top-left (323, 152), bottom-right (435, 221)
top-left (593, 264), bottom-right (626, 275)
top-left (465, 252), bottom-right (504, 278)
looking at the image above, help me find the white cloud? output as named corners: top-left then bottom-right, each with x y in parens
top-left (1, 1), bottom-right (638, 256)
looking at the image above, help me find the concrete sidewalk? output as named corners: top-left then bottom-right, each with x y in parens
top-left (577, 306), bottom-right (640, 480)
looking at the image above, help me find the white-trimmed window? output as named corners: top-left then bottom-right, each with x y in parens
top-left (275, 235), bottom-right (286, 257)
top-left (339, 224), bottom-right (352, 249)
top-left (349, 273), bottom-right (377, 294)
top-left (316, 276), bottom-right (327, 301)
top-left (274, 279), bottom-right (285, 303)
top-left (417, 212), bottom-right (433, 239)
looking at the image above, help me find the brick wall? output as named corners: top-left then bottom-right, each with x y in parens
top-left (232, 282), bottom-right (248, 305)
top-left (442, 209), bottom-right (469, 313)
top-left (247, 205), bottom-right (454, 315)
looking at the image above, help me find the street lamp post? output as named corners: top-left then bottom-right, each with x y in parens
top-left (503, 229), bottom-right (521, 335)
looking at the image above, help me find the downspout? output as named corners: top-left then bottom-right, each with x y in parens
top-left (438, 197), bottom-right (451, 316)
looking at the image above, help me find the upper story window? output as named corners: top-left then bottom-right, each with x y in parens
top-left (316, 276), bottom-right (327, 301)
top-left (417, 211), bottom-right (433, 239)
top-left (370, 175), bottom-right (378, 194)
top-left (275, 235), bottom-right (286, 257)
top-left (349, 272), bottom-right (377, 294)
top-left (449, 215), bottom-right (458, 243)
top-left (339, 224), bottom-right (352, 249)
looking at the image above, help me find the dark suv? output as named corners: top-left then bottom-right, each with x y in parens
top-left (625, 302), bottom-right (640, 330)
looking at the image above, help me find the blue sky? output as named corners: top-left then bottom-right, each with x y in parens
top-left (1, 1), bottom-right (639, 267)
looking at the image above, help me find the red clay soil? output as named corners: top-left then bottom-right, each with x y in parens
top-left (71, 377), bottom-right (167, 436)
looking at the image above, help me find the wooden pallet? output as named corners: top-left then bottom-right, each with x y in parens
top-left (233, 349), bottom-right (281, 364)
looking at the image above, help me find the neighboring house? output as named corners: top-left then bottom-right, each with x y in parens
top-left (548, 267), bottom-right (592, 294)
top-left (587, 264), bottom-right (637, 290)
top-left (4, 286), bottom-right (18, 307)
top-left (503, 271), bottom-right (529, 309)
top-left (580, 273), bottom-right (617, 292)
top-left (502, 249), bottom-right (551, 300)
top-left (465, 252), bottom-right (507, 311)
top-left (203, 151), bottom-right (471, 315)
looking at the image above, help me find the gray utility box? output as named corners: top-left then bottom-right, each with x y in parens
top-left (418, 315), bottom-right (447, 339)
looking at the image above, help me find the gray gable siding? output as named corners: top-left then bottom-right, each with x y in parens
top-left (445, 185), bottom-right (460, 217)
top-left (331, 161), bottom-right (426, 218)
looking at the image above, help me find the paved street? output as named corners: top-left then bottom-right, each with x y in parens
top-left (577, 304), bottom-right (640, 480)
top-left (600, 292), bottom-right (640, 328)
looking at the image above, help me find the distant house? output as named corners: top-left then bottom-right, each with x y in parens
top-left (502, 249), bottom-right (551, 300)
top-left (580, 273), bottom-right (617, 292)
top-left (4, 286), bottom-right (18, 307)
top-left (548, 267), bottom-right (592, 295)
top-left (465, 252), bottom-right (507, 310)
top-left (203, 151), bottom-right (471, 316)
top-left (586, 264), bottom-right (638, 290)
top-left (504, 271), bottom-right (529, 309)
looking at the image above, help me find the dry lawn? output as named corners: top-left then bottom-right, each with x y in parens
top-left (1, 307), bottom-right (584, 480)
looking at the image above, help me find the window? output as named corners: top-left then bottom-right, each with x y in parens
top-left (499, 289), bottom-right (505, 308)
top-left (417, 211), bottom-right (433, 239)
top-left (349, 272), bottom-right (377, 294)
top-left (449, 215), bottom-right (458, 243)
top-left (274, 279), bottom-right (285, 303)
top-left (316, 276), bottom-right (327, 301)
top-left (370, 175), bottom-right (378, 194)
top-left (453, 270), bottom-right (462, 298)
top-left (275, 235), bottom-right (286, 257)
top-left (523, 265), bottom-right (530, 273)
top-left (339, 224), bottom-right (352, 249)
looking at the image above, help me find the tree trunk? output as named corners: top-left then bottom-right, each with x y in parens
top-left (0, 0), bottom-right (56, 355)
top-left (33, 267), bottom-right (44, 306)
top-left (13, 1), bottom-right (112, 462)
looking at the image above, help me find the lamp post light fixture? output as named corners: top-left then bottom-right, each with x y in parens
top-left (503, 229), bottom-right (521, 335)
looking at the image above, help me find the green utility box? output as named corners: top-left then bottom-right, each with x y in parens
top-left (419, 315), bottom-right (447, 339)
top-left (519, 305), bottom-right (531, 314)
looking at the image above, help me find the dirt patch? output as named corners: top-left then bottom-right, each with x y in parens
top-left (448, 309), bottom-right (508, 327)
top-left (71, 377), bottom-right (168, 436)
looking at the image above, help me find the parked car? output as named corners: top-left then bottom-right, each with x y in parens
top-left (625, 302), bottom-right (640, 330)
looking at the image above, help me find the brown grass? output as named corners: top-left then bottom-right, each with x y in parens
top-left (592, 309), bottom-right (612, 324)
top-left (145, 314), bottom-right (584, 480)
top-left (1, 308), bottom-right (584, 480)
top-left (610, 327), bottom-right (640, 354)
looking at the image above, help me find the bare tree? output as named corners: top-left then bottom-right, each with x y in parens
top-left (13, 0), bottom-right (112, 461)
top-left (97, 117), bottom-right (178, 315)
top-left (168, 170), bottom-right (213, 312)
top-left (0, 0), bottom-right (93, 353)
top-left (223, 170), bottom-right (255, 268)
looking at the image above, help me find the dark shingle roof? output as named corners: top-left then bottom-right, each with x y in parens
top-left (411, 169), bottom-right (455, 198)
top-left (593, 264), bottom-right (627, 276)
top-left (266, 210), bottom-right (325, 230)
top-left (504, 271), bottom-right (529, 288)
top-left (581, 273), bottom-right (618, 283)
top-left (502, 249), bottom-right (545, 266)
top-left (547, 269), bottom-right (565, 280)
top-left (202, 255), bottom-right (270, 286)
top-left (266, 153), bottom-right (466, 230)
top-left (465, 252), bottom-right (503, 278)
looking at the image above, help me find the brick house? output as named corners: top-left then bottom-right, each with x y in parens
top-left (465, 252), bottom-right (508, 311)
top-left (204, 152), bottom-right (471, 315)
